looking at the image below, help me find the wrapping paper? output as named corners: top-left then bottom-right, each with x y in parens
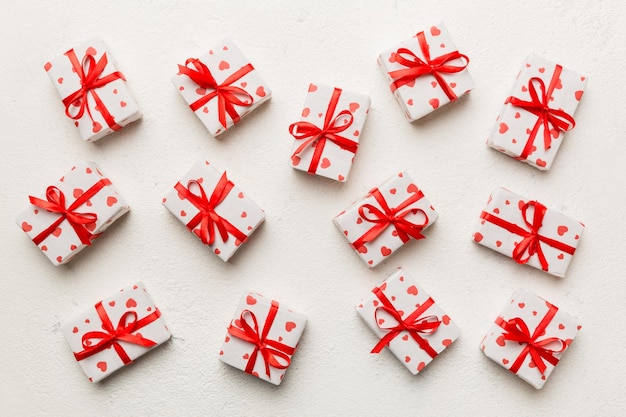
top-left (334, 172), bottom-right (438, 267)
top-left (357, 268), bottom-right (460, 374)
top-left (378, 22), bottom-right (474, 121)
top-left (288, 83), bottom-right (370, 182)
top-left (16, 161), bottom-right (130, 266)
top-left (486, 54), bottom-right (587, 170)
top-left (62, 282), bottom-right (171, 383)
top-left (220, 292), bottom-right (307, 385)
top-left (162, 160), bottom-right (265, 261)
top-left (472, 187), bottom-right (584, 277)
top-left (172, 39), bottom-right (271, 137)
top-left (480, 289), bottom-right (581, 389)
top-left (45, 37), bottom-right (141, 142)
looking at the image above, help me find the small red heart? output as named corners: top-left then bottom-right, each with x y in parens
top-left (430, 26), bottom-right (441, 36)
top-left (405, 356), bottom-right (411, 363)
top-left (70, 244), bottom-right (77, 250)
top-left (218, 60), bottom-right (230, 70)
top-left (407, 99), bottom-right (413, 106)
top-left (320, 158), bottom-right (331, 169)
top-left (106, 196), bottom-right (118, 207)
top-left (495, 240), bottom-right (502, 247)
top-left (214, 248), bottom-right (221, 255)
top-left (496, 335), bottom-right (506, 346)
top-left (126, 298), bottom-right (137, 308)
top-left (557, 254), bottom-right (564, 260)
top-left (538, 67), bottom-right (546, 73)
top-left (402, 334), bottom-right (409, 341)
top-left (113, 89), bottom-right (118, 94)
top-left (381, 246), bottom-right (392, 256)
top-left (558, 323), bottom-right (565, 330)
top-left (109, 301), bottom-right (116, 307)
top-left (493, 208), bottom-right (500, 214)
top-left (442, 339), bottom-right (452, 347)
top-left (21, 222), bottom-right (32, 232)
top-left (291, 155), bottom-right (301, 166)
top-left (92, 122), bottom-right (102, 133)
top-left (44, 62), bottom-right (52, 71)
top-left (499, 122), bottom-right (509, 134)
top-left (246, 295), bottom-right (257, 305)
top-left (502, 358), bottom-right (509, 365)
top-left (518, 303), bottom-right (525, 308)
top-left (406, 285), bottom-right (418, 295)
top-left (431, 81), bottom-right (437, 88)
top-left (473, 232), bottom-right (483, 242)
top-left (349, 102), bottom-right (360, 112)
top-left (428, 98), bottom-right (439, 109)
top-left (338, 174), bottom-right (345, 181)
top-left (575, 90), bottom-right (584, 101)
top-left (52, 227), bottom-right (62, 237)
top-left (256, 86), bottom-right (266, 97)
top-left (241, 211), bottom-right (247, 218)
top-left (120, 101), bottom-right (127, 108)
top-left (285, 321), bottom-right (297, 332)
top-left (56, 256), bottom-right (63, 263)
top-left (407, 183), bottom-right (419, 194)
top-left (180, 210), bottom-right (186, 217)
top-left (356, 218), bottom-right (363, 224)
top-left (388, 52), bottom-right (397, 63)
top-left (243, 353), bottom-right (249, 360)
top-left (57, 77), bottom-right (64, 84)
top-left (557, 225), bottom-right (568, 236)
top-left (308, 84), bottom-right (317, 92)
top-left (389, 188), bottom-right (397, 195)
top-left (536, 159), bottom-right (547, 168)
top-left (417, 362), bottom-right (426, 371)
top-left (357, 245), bottom-right (368, 254)
top-left (442, 315), bottom-right (450, 325)
top-left (97, 361), bottom-right (107, 372)
top-left (41, 245), bottom-right (48, 251)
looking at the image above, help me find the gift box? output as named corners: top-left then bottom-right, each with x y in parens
top-left (480, 289), bottom-right (581, 389)
top-left (472, 187), bottom-right (584, 277)
top-left (288, 83), bottom-right (370, 182)
top-left (162, 160), bottom-right (265, 261)
top-left (16, 161), bottom-right (130, 266)
top-left (357, 268), bottom-right (460, 374)
top-left (172, 39), bottom-right (271, 137)
top-left (44, 37), bottom-right (141, 142)
top-left (486, 54), bottom-right (587, 170)
top-left (220, 292), bottom-right (307, 385)
top-left (62, 282), bottom-right (171, 383)
top-left (378, 22), bottom-right (474, 121)
top-left (334, 172), bottom-right (438, 268)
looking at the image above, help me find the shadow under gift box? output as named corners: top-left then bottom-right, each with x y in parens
top-left (15, 161), bottom-right (130, 266)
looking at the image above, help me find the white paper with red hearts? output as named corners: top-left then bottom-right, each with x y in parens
top-left (486, 54), bottom-right (587, 170)
top-left (171, 39), bottom-right (271, 137)
top-left (472, 187), bottom-right (584, 277)
top-left (289, 83), bottom-right (370, 182)
top-left (162, 160), bottom-right (265, 262)
top-left (45, 37), bottom-right (141, 142)
top-left (480, 289), bottom-right (580, 389)
top-left (219, 292), bottom-right (307, 385)
top-left (62, 282), bottom-right (171, 383)
top-left (378, 22), bottom-right (474, 121)
top-left (15, 161), bottom-right (130, 266)
top-left (357, 268), bottom-right (460, 375)
top-left (334, 172), bottom-right (438, 268)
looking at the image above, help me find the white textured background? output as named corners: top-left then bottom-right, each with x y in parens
top-left (1, 1), bottom-right (625, 415)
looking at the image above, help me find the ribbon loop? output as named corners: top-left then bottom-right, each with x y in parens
top-left (388, 31), bottom-right (469, 100)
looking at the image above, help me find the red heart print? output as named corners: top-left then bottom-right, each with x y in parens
top-left (180, 210), bottom-right (187, 217)
top-left (407, 99), bottom-right (413, 106)
top-left (196, 87), bottom-right (207, 96)
top-left (291, 155), bottom-right (301, 166)
top-left (285, 321), bottom-right (297, 332)
top-left (308, 84), bottom-right (317, 92)
top-left (320, 158), bottom-right (331, 169)
top-left (493, 208), bottom-right (500, 214)
top-left (72, 326), bottom-right (79, 333)
top-left (388, 52), bottom-right (397, 63)
top-left (442, 339), bottom-right (452, 347)
top-left (518, 302), bottom-right (525, 308)
top-left (73, 188), bottom-right (84, 198)
top-left (301, 107), bottom-right (310, 117)
top-left (431, 81), bottom-right (437, 88)
top-left (241, 211), bottom-right (247, 218)
top-left (109, 301), bottom-right (116, 307)
top-left (536, 159), bottom-right (547, 168)
top-left (428, 98), bottom-right (439, 109)
top-left (120, 101), bottom-right (127, 108)
top-left (406, 285), bottom-right (418, 295)
top-left (495, 240), bottom-right (502, 247)
top-left (378, 318), bottom-right (385, 325)
top-left (575, 90), bottom-right (584, 101)
top-left (246, 295), bottom-right (257, 305)
top-left (97, 361), bottom-right (107, 372)
top-left (558, 323), bottom-right (565, 330)
top-left (405, 356), bottom-right (411, 363)
top-left (92, 122), bottom-right (102, 133)
top-left (502, 358), bottom-right (509, 365)
top-left (338, 175), bottom-right (345, 181)
top-left (473, 232), bottom-right (483, 242)
top-left (86, 46), bottom-right (97, 56)
top-left (57, 77), bottom-right (64, 84)
top-left (349, 102), bottom-right (360, 112)
top-left (44, 62), bottom-right (52, 71)
top-left (21, 222), bottom-right (32, 232)
top-left (417, 362), bottom-right (426, 371)
top-left (243, 353), bottom-right (250, 360)
top-left (106, 196), bottom-right (118, 207)
top-left (218, 60), bottom-right (230, 70)
top-left (126, 298), bottom-right (137, 308)
top-left (405, 79), bottom-right (415, 88)
top-left (521, 86), bottom-right (528, 92)
top-left (52, 227), bottom-right (62, 237)
top-left (499, 122), bottom-right (509, 134)
top-left (430, 26), bottom-right (441, 36)
top-left (402, 334), bottom-right (409, 341)
top-left (381, 246), bottom-right (392, 256)
top-left (538, 67), bottom-right (545, 73)
top-left (356, 218), bottom-right (363, 224)
top-left (442, 315), bottom-right (450, 325)
top-left (557, 254), bottom-right (564, 260)
top-left (56, 256), bottom-right (63, 263)
top-left (557, 225), bottom-right (568, 236)
top-left (389, 188), bottom-right (397, 195)
top-left (85, 222), bottom-right (96, 232)
top-left (256, 86), bottom-right (266, 97)
top-left (496, 335), bottom-right (506, 346)
top-left (406, 184), bottom-right (419, 195)
top-left (70, 245), bottom-right (77, 250)
top-left (41, 245), bottom-right (47, 251)
top-left (113, 89), bottom-right (118, 94)
top-left (214, 248), bottom-right (221, 255)
top-left (357, 245), bottom-right (368, 254)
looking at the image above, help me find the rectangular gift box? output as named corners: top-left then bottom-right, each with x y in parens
top-left (220, 292), bottom-right (307, 385)
top-left (45, 37), bottom-right (141, 142)
top-left (472, 187), bottom-right (584, 277)
top-left (162, 160), bottom-right (265, 261)
top-left (288, 83), bottom-right (370, 182)
top-left (480, 289), bottom-right (581, 389)
top-left (62, 282), bottom-right (171, 383)
top-left (334, 172), bottom-right (438, 268)
top-left (486, 54), bottom-right (587, 170)
top-left (16, 161), bottom-right (130, 266)
top-left (378, 22), bottom-right (474, 121)
top-left (357, 268), bottom-right (460, 374)
top-left (172, 39), bottom-right (271, 137)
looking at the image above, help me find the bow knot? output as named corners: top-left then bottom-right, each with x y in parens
top-left (178, 58), bottom-right (254, 129)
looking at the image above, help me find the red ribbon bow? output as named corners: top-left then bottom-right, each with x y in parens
top-left (289, 87), bottom-right (358, 175)
top-left (227, 300), bottom-right (296, 377)
top-left (352, 186), bottom-right (428, 251)
top-left (178, 58), bottom-right (255, 129)
top-left (62, 49), bottom-right (125, 131)
top-left (28, 178), bottom-right (111, 246)
top-left (480, 200), bottom-right (576, 272)
top-left (174, 172), bottom-right (248, 246)
top-left (388, 31), bottom-right (469, 100)
top-left (505, 65), bottom-right (576, 160)
top-left (74, 301), bottom-right (161, 364)
top-left (370, 287), bottom-right (441, 357)
top-left (495, 303), bottom-right (567, 375)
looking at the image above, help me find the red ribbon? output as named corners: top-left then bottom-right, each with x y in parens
top-left (28, 178), bottom-right (111, 246)
top-left (174, 172), bottom-right (247, 246)
top-left (388, 31), bottom-right (469, 100)
top-left (352, 186), bottom-right (428, 251)
top-left (178, 58), bottom-right (254, 129)
top-left (289, 87), bottom-right (358, 174)
top-left (227, 300), bottom-right (296, 377)
top-left (370, 287), bottom-right (441, 357)
top-left (495, 302), bottom-right (567, 375)
top-left (74, 301), bottom-right (161, 364)
top-left (505, 65), bottom-right (576, 160)
top-left (480, 200), bottom-right (576, 272)
top-left (62, 49), bottom-right (125, 131)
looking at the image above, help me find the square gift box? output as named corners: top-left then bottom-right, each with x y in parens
top-left (45, 37), bottom-right (141, 142)
top-left (472, 187), bottom-right (584, 277)
top-left (172, 39), bottom-right (271, 137)
top-left (288, 83), bottom-right (370, 182)
top-left (220, 292), bottom-right (307, 385)
top-left (16, 161), bottom-right (130, 266)
top-left (62, 282), bottom-right (171, 383)
top-left (357, 268), bottom-right (460, 374)
top-left (162, 160), bottom-right (265, 262)
top-left (378, 22), bottom-right (474, 121)
top-left (486, 54), bottom-right (587, 170)
top-left (480, 289), bottom-right (581, 389)
top-left (334, 172), bottom-right (438, 268)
